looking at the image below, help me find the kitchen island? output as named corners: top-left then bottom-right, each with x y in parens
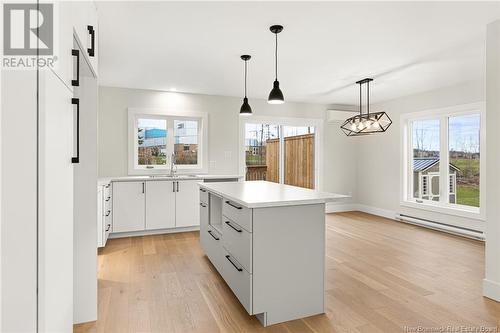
top-left (198, 181), bottom-right (348, 326)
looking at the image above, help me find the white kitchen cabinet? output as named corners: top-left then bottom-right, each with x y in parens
top-left (113, 181), bottom-right (145, 232)
top-left (54, 1), bottom-right (98, 89)
top-left (97, 183), bottom-right (112, 247)
top-left (38, 70), bottom-right (75, 332)
top-left (146, 181), bottom-right (176, 230)
top-left (175, 180), bottom-right (200, 227)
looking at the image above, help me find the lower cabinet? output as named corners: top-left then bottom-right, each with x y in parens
top-left (145, 181), bottom-right (175, 230)
top-left (112, 181), bottom-right (145, 232)
top-left (175, 180), bottom-right (200, 227)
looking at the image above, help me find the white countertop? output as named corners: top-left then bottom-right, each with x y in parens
top-left (199, 180), bottom-right (349, 208)
top-left (97, 174), bottom-right (242, 185)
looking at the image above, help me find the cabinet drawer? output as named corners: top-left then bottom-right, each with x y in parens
top-left (104, 214), bottom-right (112, 244)
top-left (222, 200), bottom-right (252, 232)
top-left (204, 226), bottom-right (223, 274)
top-left (105, 212), bottom-right (112, 233)
top-left (104, 194), bottom-right (112, 212)
top-left (222, 219), bottom-right (252, 273)
top-left (221, 249), bottom-right (252, 314)
top-left (199, 187), bottom-right (209, 204)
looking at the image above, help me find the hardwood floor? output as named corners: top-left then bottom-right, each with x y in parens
top-left (74, 212), bottom-right (500, 333)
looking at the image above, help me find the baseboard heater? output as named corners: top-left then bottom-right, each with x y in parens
top-left (395, 214), bottom-right (484, 241)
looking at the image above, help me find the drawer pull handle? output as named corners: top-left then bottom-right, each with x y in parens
top-left (105, 196), bottom-right (111, 202)
top-left (225, 221), bottom-right (242, 233)
top-left (200, 203), bottom-right (207, 208)
top-left (105, 224), bottom-right (111, 232)
top-left (87, 25), bottom-right (95, 57)
top-left (207, 230), bottom-right (219, 241)
top-left (225, 201), bottom-right (242, 210)
top-left (105, 210), bottom-right (111, 217)
top-left (225, 255), bottom-right (243, 272)
top-left (200, 188), bottom-right (207, 192)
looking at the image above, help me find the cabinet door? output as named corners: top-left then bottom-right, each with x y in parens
top-left (113, 182), bottom-right (145, 232)
top-left (53, 2), bottom-right (75, 90)
top-left (200, 200), bottom-right (209, 252)
top-left (38, 71), bottom-right (74, 332)
top-left (145, 181), bottom-right (176, 230)
top-left (176, 180), bottom-right (201, 227)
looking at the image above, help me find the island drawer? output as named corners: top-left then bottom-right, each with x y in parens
top-left (222, 199), bottom-right (252, 232)
top-left (221, 249), bottom-right (252, 314)
top-left (199, 187), bottom-right (209, 204)
top-left (204, 226), bottom-right (223, 274)
top-left (222, 219), bottom-right (252, 273)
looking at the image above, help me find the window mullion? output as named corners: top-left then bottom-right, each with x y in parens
top-left (439, 115), bottom-right (449, 204)
top-left (167, 117), bottom-right (175, 170)
top-left (279, 125), bottom-right (284, 184)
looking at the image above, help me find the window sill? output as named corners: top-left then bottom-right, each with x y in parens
top-left (400, 200), bottom-right (484, 221)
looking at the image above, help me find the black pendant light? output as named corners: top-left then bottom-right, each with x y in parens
top-left (340, 78), bottom-right (392, 136)
top-left (240, 55), bottom-right (252, 116)
top-left (268, 25), bottom-right (284, 104)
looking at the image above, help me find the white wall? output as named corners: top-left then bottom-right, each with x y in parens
top-left (98, 86), bottom-right (358, 198)
top-left (484, 20), bottom-right (500, 301)
top-left (354, 80), bottom-right (485, 229)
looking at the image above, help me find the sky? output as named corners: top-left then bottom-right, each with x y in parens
top-left (412, 115), bottom-right (480, 153)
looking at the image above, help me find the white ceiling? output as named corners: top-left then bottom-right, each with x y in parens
top-left (97, 1), bottom-right (500, 105)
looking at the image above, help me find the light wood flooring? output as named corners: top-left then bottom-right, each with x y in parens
top-left (74, 212), bottom-right (500, 333)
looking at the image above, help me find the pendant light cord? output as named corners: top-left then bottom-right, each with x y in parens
top-left (244, 60), bottom-right (248, 98)
top-left (275, 33), bottom-right (278, 80)
top-left (359, 83), bottom-right (362, 116)
top-left (367, 81), bottom-right (370, 117)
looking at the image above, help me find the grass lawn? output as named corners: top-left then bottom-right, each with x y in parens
top-left (450, 158), bottom-right (480, 175)
top-left (456, 185), bottom-right (479, 207)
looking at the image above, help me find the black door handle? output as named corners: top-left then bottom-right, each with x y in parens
top-left (105, 224), bottom-right (111, 232)
top-left (87, 25), bottom-right (95, 57)
top-left (105, 210), bottom-right (111, 217)
top-left (225, 255), bottom-right (243, 272)
top-left (225, 221), bottom-right (242, 233)
top-left (200, 188), bottom-right (206, 192)
top-left (200, 203), bottom-right (207, 208)
top-left (225, 201), bottom-right (242, 210)
top-left (71, 98), bottom-right (80, 163)
top-left (71, 49), bottom-right (79, 86)
top-left (176, 181), bottom-right (180, 192)
top-left (207, 230), bottom-right (219, 241)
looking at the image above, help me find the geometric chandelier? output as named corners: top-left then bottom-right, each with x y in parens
top-left (340, 78), bottom-right (392, 136)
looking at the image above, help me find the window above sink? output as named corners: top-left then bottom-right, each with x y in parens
top-left (127, 108), bottom-right (208, 175)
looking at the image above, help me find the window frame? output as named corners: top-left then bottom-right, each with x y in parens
top-left (128, 108), bottom-right (208, 175)
top-left (400, 102), bottom-right (485, 220)
top-left (238, 115), bottom-right (323, 190)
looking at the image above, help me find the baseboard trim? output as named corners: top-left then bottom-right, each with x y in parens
top-left (483, 279), bottom-right (500, 302)
top-left (355, 204), bottom-right (397, 220)
top-left (109, 226), bottom-right (200, 239)
top-left (325, 202), bottom-right (357, 213)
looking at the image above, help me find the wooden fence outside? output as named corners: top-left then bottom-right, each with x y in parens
top-left (245, 133), bottom-right (315, 188)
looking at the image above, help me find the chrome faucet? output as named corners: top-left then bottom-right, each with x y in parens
top-left (170, 153), bottom-right (177, 177)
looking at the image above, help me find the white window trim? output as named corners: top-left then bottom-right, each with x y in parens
top-left (400, 102), bottom-right (485, 221)
top-left (238, 115), bottom-right (324, 190)
top-left (128, 107), bottom-right (208, 175)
